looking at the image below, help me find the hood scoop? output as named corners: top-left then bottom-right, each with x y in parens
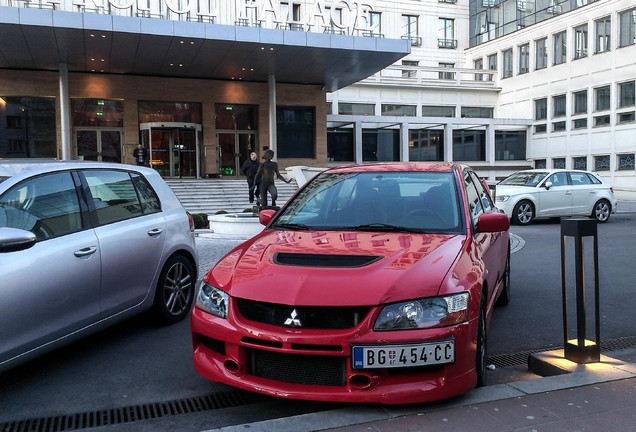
top-left (274, 252), bottom-right (383, 268)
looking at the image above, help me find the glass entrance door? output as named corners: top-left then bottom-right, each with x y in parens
top-left (75, 129), bottom-right (122, 162)
top-left (139, 122), bottom-right (201, 178)
top-left (217, 131), bottom-right (257, 176)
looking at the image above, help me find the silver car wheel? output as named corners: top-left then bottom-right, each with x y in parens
top-left (593, 200), bottom-right (611, 223)
top-left (154, 255), bottom-right (195, 323)
top-left (512, 200), bottom-right (534, 225)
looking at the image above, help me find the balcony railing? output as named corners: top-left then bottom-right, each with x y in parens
top-left (401, 35), bottom-right (422, 46)
top-left (360, 65), bottom-right (497, 88)
top-left (438, 39), bottom-right (458, 49)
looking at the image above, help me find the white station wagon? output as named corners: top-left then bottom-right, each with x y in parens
top-left (495, 169), bottom-right (617, 225)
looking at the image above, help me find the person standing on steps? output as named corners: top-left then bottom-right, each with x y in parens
top-left (240, 151), bottom-right (260, 203)
top-left (254, 149), bottom-right (291, 207)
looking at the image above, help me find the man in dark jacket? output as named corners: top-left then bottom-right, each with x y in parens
top-left (133, 143), bottom-right (148, 166)
top-left (241, 151), bottom-right (260, 203)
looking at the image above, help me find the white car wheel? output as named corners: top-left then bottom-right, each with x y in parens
top-left (512, 200), bottom-right (534, 225)
top-left (592, 200), bottom-right (611, 223)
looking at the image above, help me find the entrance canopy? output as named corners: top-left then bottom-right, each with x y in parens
top-left (0, 6), bottom-right (409, 92)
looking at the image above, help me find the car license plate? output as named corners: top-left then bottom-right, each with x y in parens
top-left (352, 340), bottom-right (455, 369)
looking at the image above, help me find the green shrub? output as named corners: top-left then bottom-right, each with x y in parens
top-left (242, 208), bottom-right (253, 213)
top-left (192, 213), bottom-right (209, 229)
top-left (215, 209), bottom-right (228, 215)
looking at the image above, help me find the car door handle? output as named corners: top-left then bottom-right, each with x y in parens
top-left (147, 228), bottom-right (164, 237)
top-left (590, 190), bottom-right (597, 193)
top-left (74, 246), bottom-right (97, 257)
top-left (565, 191), bottom-right (572, 195)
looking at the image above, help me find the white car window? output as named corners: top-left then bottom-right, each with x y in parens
top-left (546, 172), bottom-right (568, 187)
top-left (569, 172), bottom-right (593, 185)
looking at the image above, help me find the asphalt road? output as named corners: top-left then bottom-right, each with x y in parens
top-left (1, 212), bottom-right (635, 431)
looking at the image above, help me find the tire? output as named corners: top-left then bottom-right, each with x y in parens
top-left (592, 199), bottom-right (611, 223)
top-left (476, 294), bottom-right (488, 387)
top-left (512, 200), bottom-right (534, 225)
top-left (153, 255), bottom-right (195, 324)
top-left (496, 246), bottom-right (511, 306)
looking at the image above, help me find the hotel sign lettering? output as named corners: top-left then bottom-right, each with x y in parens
top-left (67, 0), bottom-right (378, 34)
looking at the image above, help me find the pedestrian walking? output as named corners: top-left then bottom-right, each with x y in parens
top-left (241, 151), bottom-right (260, 203)
top-left (254, 149), bottom-right (291, 207)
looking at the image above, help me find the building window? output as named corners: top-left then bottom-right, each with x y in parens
top-left (327, 129), bottom-right (353, 162)
top-left (553, 94), bottom-right (566, 117)
top-left (72, 99), bottom-right (124, 127)
top-left (618, 8), bottom-right (636, 48)
top-left (535, 37), bottom-right (548, 69)
top-left (553, 31), bottom-right (567, 65)
top-left (401, 15), bottom-right (420, 46)
top-left (381, 105), bottom-right (416, 116)
top-left (552, 158), bottom-right (566, 169)
top-left (461, 107), bottom-right (493, 118)
top-left (618, 153), bottom-right (636, 170)
top-left (338, 103), bottom-right (375, 116)
top-left (573, 90), bottom-right (587, 114)
top-left (369, 11), bottom-right (382, 35)
top-left (363, 130), bottom-right (399, 162)
top-left (594, 115), bottom-right (610, 127)
top-left (573, 24), bottom-right (588, 59)
top-left (495, 130), bottom-right (526, 160)
top-left (0, 96), bottom-right (57, 159)
top-left (573, 118), bottom-right (588, 129)
top-left (401, 60), bottom-right (418, 78)
top-left (594, 155), bottom-right (610, 171)
top-left (518, 43), bottom-right (529, 74)
top-left (422, 106), bottom-right (455, 117)
top-left (535, 159), bottom-right (547, 169)
top-left (141, 100), bottom-right (202, 124)
top-left (409, 129), bottom-right (444, 161)
top-left (535, 98), bottom-right (547, 120)
top-left (474, 58), bottom-right (484, 81)
top-left (277, 106), bottom-right (314, 158)
top-left (487, 54), bottom-right (497, 81)
top-left (595, 16), bottom-right (611, 53)
top-left (534, 124), bottom-right (547, 133)
top-left (502, 48), bottom-right (513, 78)
top-left (573, 156), bottom-right (587, 170)
top-left (619, 112), bottom-right (636, 123)
top-left (439, 63), bottom-right (455, 80)
top-left (552, 121), bottom-right (566, 132)
top-left (453, 130), bottom-right (486, 161)
top-left (595, 86), bottom-right (611, 111)
top-left (438, 18), bottom-right (456, 48)
top-left (619, 81), bottom-right (635, 107)
top-left (422, 105), bottom-right (455, 117)
top-left (326, 102), bottom-right (332, 115)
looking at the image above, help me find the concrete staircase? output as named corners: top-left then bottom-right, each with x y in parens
top-left (165, 178), bottom-right (299, 215)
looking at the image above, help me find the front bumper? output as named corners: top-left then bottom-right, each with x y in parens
top-left (191, 306), bottom-right (478, 404)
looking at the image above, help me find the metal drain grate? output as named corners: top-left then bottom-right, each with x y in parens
top-left (488, 335), bottom-right (636, 369)
top-left (0, 390), bottom-right (270, 432)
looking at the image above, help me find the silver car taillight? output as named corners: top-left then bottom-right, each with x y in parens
top-left (187, 211), bottom-right (195, 232)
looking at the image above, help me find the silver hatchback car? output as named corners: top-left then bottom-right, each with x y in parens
top-left (0, 160), bottom-right (197, 372)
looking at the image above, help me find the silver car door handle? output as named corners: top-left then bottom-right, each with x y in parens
top-left (147, 228), bottom-right (164, 237)
top-left (565, 191), bottom-right (572, 195)
top-left (74, 246), bottom-right (97, 257)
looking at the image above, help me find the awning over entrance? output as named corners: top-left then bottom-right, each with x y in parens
top-left (0, 6), bottom-right (410, 92)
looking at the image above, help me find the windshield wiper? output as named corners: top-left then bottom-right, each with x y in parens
top-left (342, 223), bottom-right (423, 233)
top-left (271, 222), bottom-right (311, 230)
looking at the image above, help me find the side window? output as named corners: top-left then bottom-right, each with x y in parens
top-left (463, 170), bottom-right (483, 226)
top-left (84, 170), bottom-right (143, 226)
top-left (546, 172), bottom-right (568, 187)
top-left (586, 173), bottom-right (601, 184)
top-left (0, 172), bottom-right (82, 240)
top-left (469, 171), bottom-right (493, 213)
top-left (568, 172), bottom-right (592, 185)
top-left (131, 173), bottom-right (161, 214)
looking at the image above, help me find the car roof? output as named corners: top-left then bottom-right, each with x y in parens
top-left (0, 159), bottom-right (153, 179)
top-left (323, 162), bottom-right (459, 174)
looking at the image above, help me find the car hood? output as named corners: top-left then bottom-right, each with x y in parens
top-left (206, 230), bottom-right (465, 307)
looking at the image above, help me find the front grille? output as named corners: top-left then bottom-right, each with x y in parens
top-left (236, 298), bottom-right (371, 329)
top-left (249, 349), bottom-right (347, 386)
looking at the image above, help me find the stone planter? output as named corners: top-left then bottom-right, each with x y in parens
top-left (208, 213), bottom-right (263, 236)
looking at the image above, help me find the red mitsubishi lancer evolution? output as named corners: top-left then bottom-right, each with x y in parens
top-left (191, 162), bottom-right (511, 404)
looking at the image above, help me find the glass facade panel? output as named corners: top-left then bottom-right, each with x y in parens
top-left (422, 106), bottom-right (455, 117)
top-left (72, 99), bottom-right (123, 127)
top-left (276, 106), bottom-right (314, 158)
top-left (138, 101), bottom-right (202, 123)
top-left (0, 96), bottom-right (57, 158)
top-left (338, 103), bottom-right (375, 116)
top-left (362, 130), bottom-right (399, 162)
top-left (381, 105), bottom-right (416, 116)
top-left (495, 130), bottom-right (526, 160)
top-left (461, 107), bottom-right (493, 118)
top-left (453, 130), bottom-right (486, 161)
top-left (215, 104), bottom-right (257, 130)
top-left (409, 129), bottom-right (444, 161)
top-left (327, 129), bottom-right (354, 162)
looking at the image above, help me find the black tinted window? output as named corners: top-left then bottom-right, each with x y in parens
top-left (131, 173), bottom-right (161, 214)
top-left (84, 170), bottom-right (143, 225)
top-left (0, 172), bottom-right (82, 239)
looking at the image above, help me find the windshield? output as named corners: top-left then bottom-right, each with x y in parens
top-left (272, 171), bottom-right (463, 234)
top-left (499, 171), bottom-right (548, 187)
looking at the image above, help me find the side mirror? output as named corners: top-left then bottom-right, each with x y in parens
top-left (258, 209), bottom-right (277, 226)
top-left (476, 212), bottom-right (510, 233)
top-left (0, 227), bottom-right (37, 253)
top-left (544, 181), bottom-right (552, 190)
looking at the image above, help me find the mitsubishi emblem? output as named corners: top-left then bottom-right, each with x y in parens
top-left (284, 309), bottom-right (302, 327)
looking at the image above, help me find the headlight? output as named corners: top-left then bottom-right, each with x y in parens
top-left (195, 281), bottom-right (229, 318)
top-left (374, 293), bottom-right (469, 331)
top-left (495, 195), bottom-right (510, 202)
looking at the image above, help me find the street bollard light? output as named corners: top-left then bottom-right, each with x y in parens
top-left (560, 218), bottom-right (600, 364)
